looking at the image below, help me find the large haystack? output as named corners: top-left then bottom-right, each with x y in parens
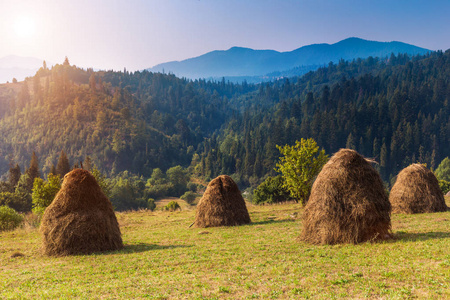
top-left (40, 169), bottom-right (123, 256)
top-left (389, 164), bottom-right (447, 214)
top-left (194, 175), bottom-right (251, 227)
top-left (301, 149), bottom-right (391, 245)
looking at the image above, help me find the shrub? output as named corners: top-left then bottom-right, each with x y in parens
top-left (0, 205), bottom-right (23, 231)
top-left (110, 177), bottom-right (147, 211)
top-left (253, 175), bottom-right (292, 204)
top-left (147, 198), bottom-right (156, 211)
top-left (435, 157), bottom-right (450, 181)
top-left (32, 174), bottom-right (61, 215)
top-left (165, 201), bottom-right (181, 212)
top-left (181, 191), bottom-right (197, 204)
top-left (146, 182), bottom-right (174, 199)
top-left (0, 192), bottom-right (32, 212)
top-left (187, 182), bottom-right (198, 192)
top-left (439, 180), bottom-right (450, 195)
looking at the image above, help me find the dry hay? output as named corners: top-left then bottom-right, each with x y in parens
top-left (40, 169), bottom-right (123, 256)
top-left (301, 149), bottom-right (391, 245)
top-left (389, 164), bottom-right (447, 214)
top-left (194, 175), bottom-right (251, 227)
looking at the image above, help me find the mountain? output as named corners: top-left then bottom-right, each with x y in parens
top-left (147, 38), bottom-right (430, 81)
top-left (0, 55), bottom-right (47, 83)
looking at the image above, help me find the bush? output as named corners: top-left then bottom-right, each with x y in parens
top-left (435, 157), bottom-right (450, 181)
top-left (146, 183), bottom-right (174, 199)
top-left (165, 201), bottom-right (181, 212)
top-left (253, 175), bottom-right (292, 204)
top-left (181, 191), bottom-right (197, 204)
top-left (110, 177), bottom-right (148, 211)
top-left (0, 192), bottom-right (32, 212)
top-left (147, 198), bottom-right (156, 211)
top-left (439, 180), bottom-right (450, 195)
top-left (32, 174), bottom-right (61, 215)
top-left (187, 182), bottom-right (198, 192)
top-left (0, 206), bottom-right (23, 231)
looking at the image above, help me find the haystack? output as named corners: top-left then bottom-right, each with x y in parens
top-left (301, 149), bottom-right (391, 245)
top-left (389, 164), bottom-right (447, 214)
top-left (194, 175), bottom-right (250, 227)
top-left (40, 169), bottom-right (123, 256)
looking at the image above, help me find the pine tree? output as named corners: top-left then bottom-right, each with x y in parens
top-left (84, 156), bottom-right (93, 171)
top-left (56, 150), bottom-right (70, 178)
top-left (346, 133), bottom-right (355, 150)
top-left (63, 56), bottom-right (70, 66)
top-left (26, 152), bottom-right (40, 191)
top-left (89, 74), bottom-right (97, 91)
top-left (49, 164), bottom-right (57, 176)
top-left (9, 164), bottom-right (21, 189)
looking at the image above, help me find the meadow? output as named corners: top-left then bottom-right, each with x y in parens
top-left (1, 197), bottom-right (449, 299)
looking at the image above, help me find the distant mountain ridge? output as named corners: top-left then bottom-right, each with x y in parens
top-left (0, 55), bottom-right (46, 83)
top-left (147, 37), bottom-right (430, 81)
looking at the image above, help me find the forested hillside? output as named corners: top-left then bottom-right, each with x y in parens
top-left (0, 59), bottom-right (255, 178)
top-left (201, 51), bottom-right (450, 185)
top-left (0, 51), bottom-right (449, 191)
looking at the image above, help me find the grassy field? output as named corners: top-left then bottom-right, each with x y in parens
top-left (1, 197), bottom-right (449, 299)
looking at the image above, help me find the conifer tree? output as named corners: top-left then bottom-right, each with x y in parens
top-left (26, 152), bottom-right (40, 190)
top-left (9, 164), bottom-right (21, 189)
top-left (89, 74), bottom-right (97, 91)
top-left (84, 156), bottom-right (93, 171)
top-left (49, 164), bottom-right (57, 176)
top-left (63, 56), bottom-right (70, 66)
top-left (56, 150), bottom-right (70, 178)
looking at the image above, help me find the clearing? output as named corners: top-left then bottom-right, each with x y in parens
top-left (0, 197), bottom-right (449, 299)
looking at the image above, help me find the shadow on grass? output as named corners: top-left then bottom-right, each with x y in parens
top-left (249, 219), bottom-right (297, 226)
top-left (120, 243), bottom-right (192, 254)
top-left (394, 231), bottom-right (450, 242)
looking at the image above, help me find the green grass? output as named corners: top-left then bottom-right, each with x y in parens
top-left (1, 198), bottom-right (449, 299)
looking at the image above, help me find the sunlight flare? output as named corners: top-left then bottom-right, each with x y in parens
top-left (14, 15), bottom-right (36, 39)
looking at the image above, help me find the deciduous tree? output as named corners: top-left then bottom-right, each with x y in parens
top-left (275, 138), bottom-right (328, 205)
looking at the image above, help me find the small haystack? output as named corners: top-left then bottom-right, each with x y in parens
top-left (301, 149), bottom-right (391, 245)
top-left (389, 164), bottom-right (447, 214)
top-left (194, 175), bottom-right (251, 227)
top-left (40, 169), bottom-right (123, 256)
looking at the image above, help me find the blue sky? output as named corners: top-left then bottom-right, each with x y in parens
top-left (1, 0), bottom-right (449, 71)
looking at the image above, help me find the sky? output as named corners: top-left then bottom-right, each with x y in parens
top-left (1, 0), bottom-right (449, 71)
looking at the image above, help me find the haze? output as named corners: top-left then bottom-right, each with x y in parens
top-left (1, 0), bottom-right (449, 71)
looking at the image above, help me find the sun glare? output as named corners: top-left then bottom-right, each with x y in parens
top-left (14, 15), bottom-right (36, 39)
